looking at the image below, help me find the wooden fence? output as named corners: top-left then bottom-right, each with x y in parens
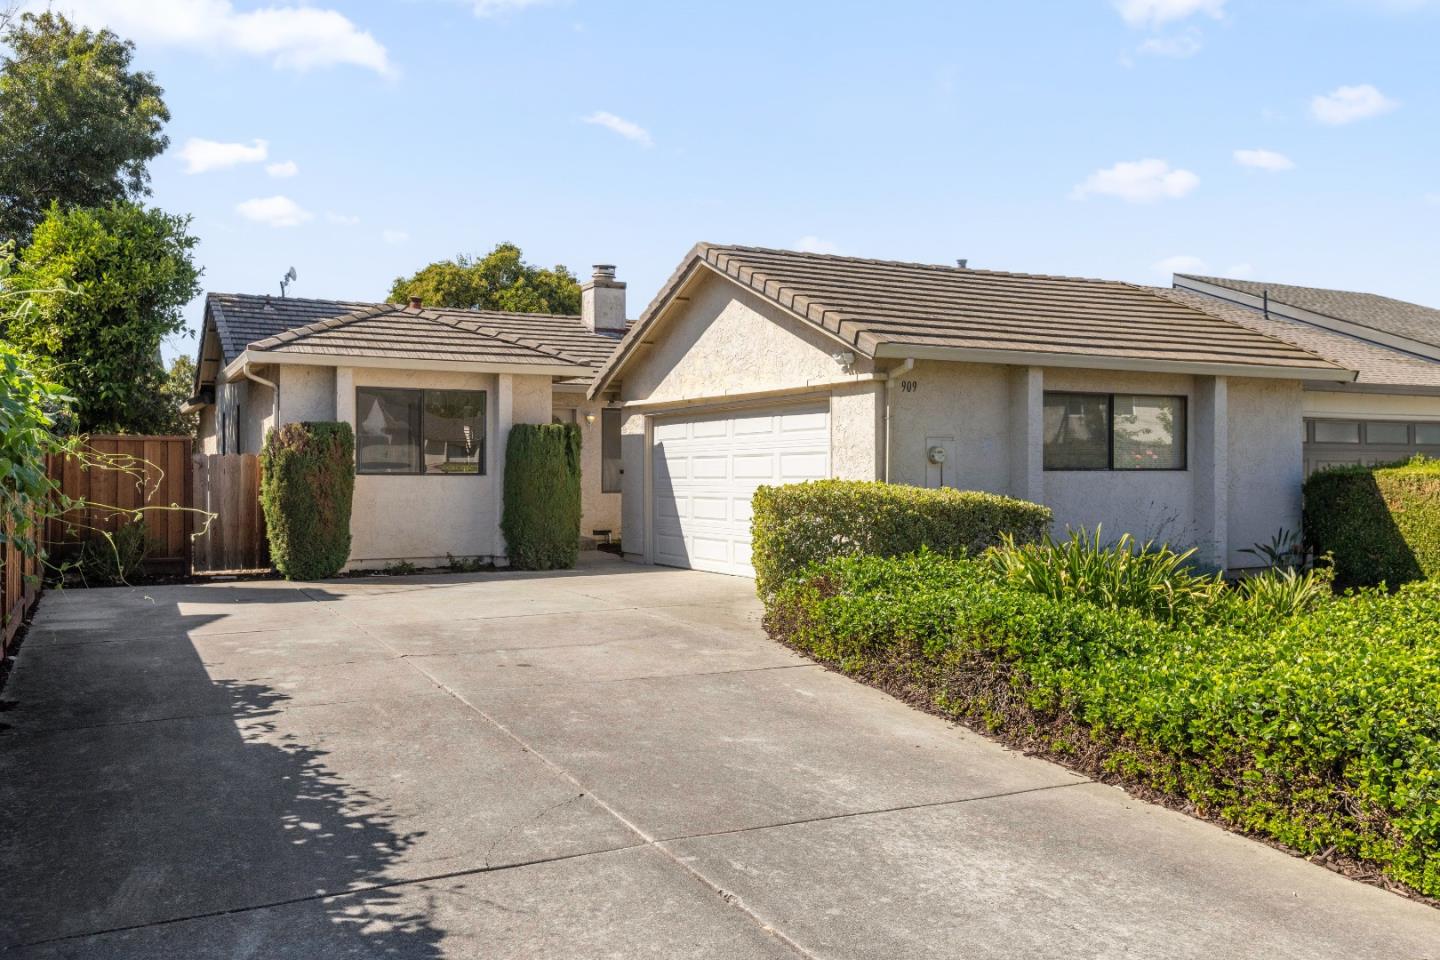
top-left (191, 453), bottom-right (268, 572)
top-left (2, 510), bottom-right (42, 655)
top-left (45, 435), bottom-right (195, 574)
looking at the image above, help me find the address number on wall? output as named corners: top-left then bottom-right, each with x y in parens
top-left (898, 380), bottom-right (919, 393)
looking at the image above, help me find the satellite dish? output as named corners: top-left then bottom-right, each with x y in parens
top-left (279, 266), bottom-right (298, 297)
top-left (285, 267), bottom-right (298, 282)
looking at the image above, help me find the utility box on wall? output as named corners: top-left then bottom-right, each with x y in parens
top-left (924, 436), bottom-right (957, 489)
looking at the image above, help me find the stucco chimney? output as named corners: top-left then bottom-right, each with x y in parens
top-left (581, 264), bottom-right (626, 333)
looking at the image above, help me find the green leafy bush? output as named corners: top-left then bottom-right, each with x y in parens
top-left (766, 552), bottom-right (1440, 898)
top-left (502, 422), bottom-right (581, 570)
top-left (260, 422), bottom-right (355, 581)
top-left (1305, 456), bottom-right (1440, 590)
top-left (78, 519), bottom-right (152, 585)
top-left (750, 480), bottom-right (1051, 596)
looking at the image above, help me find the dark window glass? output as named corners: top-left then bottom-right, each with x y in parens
top-left (424, 390), bottom-right (485, 474)
top-left (1113, 395), bottom-right (1185, 470)
top-left (1366, 421), bottom-right (1409, 445)
top-left (601, 407), bottom-right (622, 493)
top-left (1313, 421), bottom-right (1360, 444)
top-left (1043, 393), bottom-right (1110, 470)
top-left (356, 388), bottom-right (422, 474)
top-left (1417, 423), bottom-right (1440, 445)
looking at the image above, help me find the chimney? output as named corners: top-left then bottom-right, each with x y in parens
top-left (581, 264), bottom-right (627, 333)
top-left (407, 296), bottom-right (423, 311)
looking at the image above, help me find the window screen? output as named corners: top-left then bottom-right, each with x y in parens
top-left (423, 390), bottom-right (485, 474)
top-left (1113, 395), bottom-right (1185, 470)
top-left (357, 388), bottom-right (422, 474)
top-left (1043, 393), bottom-right (1110, 470)
top-left (356, 388), bottom-right (486, 475)
top-left (601, 407), bottom-right (622, 493)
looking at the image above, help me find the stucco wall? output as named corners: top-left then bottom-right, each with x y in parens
top-left (553, 391), bottom-right (623, 540)
top-left (829, 382), bottom-right (885, 480)
top-left (619, 271), bottom-right (873, 405)
top-left (278, 364), bottom-right (336, 423)
top-left (339, 367), bottom-right (504, 568)
top-left (885, 360), bottom-right (1015, 493)
top-left (1228, 377), bottom-right (1304, 567)
top-left (1302, 389), bottom-right (1440, 422)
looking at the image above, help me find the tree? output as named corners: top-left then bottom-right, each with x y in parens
top-left (0, 12), bottom-right (170, 243)
top-left (6, 201), bottom-right (201, 434)
top-left (389, 243), bottom-right (582, 315)
top-left (156, 354), bottom-right (199, 438)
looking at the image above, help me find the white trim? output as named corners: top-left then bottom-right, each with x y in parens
top-left (1174, 276), bottom-right (1440, 364)
top-left (222, 349), bottom-right (587, 381)
top-left (871, 342), bottom-right (1354, 382)
top-left (618, 380), bottom-right (874, 415)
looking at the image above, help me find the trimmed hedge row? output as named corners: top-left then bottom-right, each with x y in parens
top-left (260, 422), bottom-right (355, 580)
top-left (502, 422), bottom-right (582, 570)
top-left (766, 553), bottom-right (1440, 897)
top-left (750, 480), bottom-right (1052, 595)
top-left (1305, 456), bottom-right (1440, 590)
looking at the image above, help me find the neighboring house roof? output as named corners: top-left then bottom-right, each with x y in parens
top-left (200, 293), bottom-right (623, 385)
top-left (590, 244), bottom-right (1351, 397)
top-left (1176, 274), bottom-right (1440, 352)
top-left (1155, 287), bottom-right (1440, 390)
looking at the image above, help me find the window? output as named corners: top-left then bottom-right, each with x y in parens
top-left (601, 407), bottom-right (622, 493)
top-left (1366, 421), bottom-right (1410, 445)
top-left (1313, 420), bottom-right (1361, 444)
top-left (355, 387), bottom-right (485, 475)
top-left (1043, 392), bottom-right (1186, 471)
top-left (1418, 424), bottom-right (1440, 445)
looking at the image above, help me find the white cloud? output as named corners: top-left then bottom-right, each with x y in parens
top-left (47, 0), bottom-right (393, 75)
top-left (582, 111), bottom-right (653, 147)
top-left (179, 137), bottom-right (267, 173)
top-left (1138, 30), bottom-right (1203, 57)
top-left (470, 0), bottom-right (551, 15)
top-left (236, 195), bottom-right (313, 228)
top-left (382, 229), bottom-right (409, 244)
top-left (1113, 0), bottom-right (1226, 28)
top-left (1153, 254), bottom-right (1208, 275)
top-left (326, 211), bottom-right (361, 225)
top-left (1310, 84), bottom-right (1398, 125)
top-left (795, 236), bottom-right (842, 255)
top-left (1233, 148), bottom-right (1295, 171)
top-left (1072, 159), bottom-right (1199, 203)
top-left (265, 160), bottom-right (299, 178)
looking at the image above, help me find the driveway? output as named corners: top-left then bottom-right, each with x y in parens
top-left (1, 555), bottom-right (1436, 958)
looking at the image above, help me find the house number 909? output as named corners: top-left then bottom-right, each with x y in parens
top-left (899, 380), bottom-right (919, 393)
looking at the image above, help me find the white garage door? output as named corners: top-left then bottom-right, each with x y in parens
top-left (651, 404), bottom-right (830, 576)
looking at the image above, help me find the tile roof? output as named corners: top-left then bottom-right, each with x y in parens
top-left (1155, 288), bottom-right (1440, 388)
top-left (205, 292), bottom-right (623, 377)
top-left (592, 244), bottom-right (1350, 396)
top-left (1177, 274), bottom-right (1440, 350)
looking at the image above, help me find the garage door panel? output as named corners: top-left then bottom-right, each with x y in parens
top-left (651, 403), bottom-right (829, 577)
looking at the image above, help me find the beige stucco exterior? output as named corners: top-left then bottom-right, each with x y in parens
top-left (607, 272), bottom-right (1318, 573)
top-left (551, 389), bottom-right (623, 541)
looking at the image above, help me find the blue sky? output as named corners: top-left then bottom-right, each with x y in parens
top-left (42, 0), bottom-right (1440, 363)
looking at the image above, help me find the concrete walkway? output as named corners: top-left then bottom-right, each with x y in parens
top-left (1, 555), bottom-right (1436, 958)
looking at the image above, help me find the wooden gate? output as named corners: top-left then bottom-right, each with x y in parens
top-left (191, 453), bottom-right (269, 572)
top-left (45, 435), bottom-right (194, 574)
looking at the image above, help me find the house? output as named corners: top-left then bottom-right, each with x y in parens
top-left (588, 244), bottom-right (1364, 576)
top-left (1170, 275), bottom-right (1440, 475)
top-left (185, 266), bottom-right (630, 569)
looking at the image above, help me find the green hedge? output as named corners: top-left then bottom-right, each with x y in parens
top-left (502, 422), bottom-right (581, 570)
top-left (1304, 456), bottom-right (1440, 590)
top-left (260, 422), bottom-right (354, 580)
top-left (750, 480), bottom-right (1051, 595)
top-left (766, 552), bottom-right (1440, 897)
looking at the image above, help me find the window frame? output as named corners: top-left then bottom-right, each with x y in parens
top-left (1042, 390), bottom-right (1188, 473)
top-left (354, 386), bottom-right (487, 477)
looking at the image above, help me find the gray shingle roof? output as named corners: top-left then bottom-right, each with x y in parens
top-left (592, 244), bottom-right (1349, 396)
top-left (1155, 288), bottom-right (1440, 388)
top-left (205, 292), bottom-right (622, 376)
top-left (1177, 274), bottom-right (1440, 350)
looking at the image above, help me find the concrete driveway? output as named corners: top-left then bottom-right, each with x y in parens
top-left (1, 554), bottom-right (1436, 958)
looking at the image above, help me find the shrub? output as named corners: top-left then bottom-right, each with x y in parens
top-left (750, 480), bottom-right (1051, 596)
top-left (78, 519), bottom-right (153, 585)
top-left (766, 552), bottom-right (1440, 897)
top-left (260, 422), bottom-right (355, 581)
top-left (1304, 456), bottom-right (1440, 590)
top-left (502, 422), bottom-right (581, 570)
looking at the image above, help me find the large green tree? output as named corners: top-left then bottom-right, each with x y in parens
top-left (0, 12), bottom-right (170, 243)
top-left (389, 243), bottom-right (582, 315)
top-left (6, 201), bottom-right (201, 434)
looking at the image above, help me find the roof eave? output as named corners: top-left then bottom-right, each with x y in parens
top-left (222, 349), bottom-right (592, 381)
top-left (870, 342), bottom-right (1357, 383)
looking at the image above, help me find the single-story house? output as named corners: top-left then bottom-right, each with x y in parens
top-left (185, 266), bottom-right (630, 569)
top-left (587, 244), bottom-right (1382, 576)
top-left (1170, 274), bottom-right (1440, 475)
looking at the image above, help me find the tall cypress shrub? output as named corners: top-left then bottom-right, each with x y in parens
top-left (260, 422), bottom-right (355, 580)
top-left (502, 422), bottom-right (581, 570)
